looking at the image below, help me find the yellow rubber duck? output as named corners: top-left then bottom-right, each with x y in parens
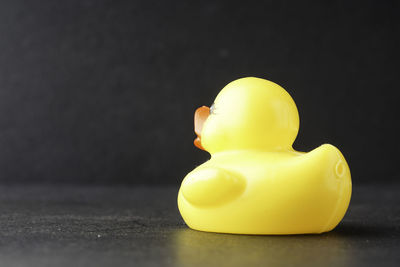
top-left (178, 77), bottom-right (352, 235)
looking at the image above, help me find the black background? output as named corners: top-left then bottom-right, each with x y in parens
top-left (0, 0), bottom-right (398, 185)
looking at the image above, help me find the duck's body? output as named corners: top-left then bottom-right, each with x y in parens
top-left (178, 77), bottom-right (352, 235)
top-left (178, 145), bottom-right (351, 234)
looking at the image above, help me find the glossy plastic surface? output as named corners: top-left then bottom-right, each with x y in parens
top-left (178, 77), bottom-right (352, 235)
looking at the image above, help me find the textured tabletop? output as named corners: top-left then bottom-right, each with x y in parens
top-left (0, 184), bottom-right (399, 267)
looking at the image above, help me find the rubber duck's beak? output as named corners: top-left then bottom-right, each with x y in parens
top-left (194, 106), bottom-right (210, 150)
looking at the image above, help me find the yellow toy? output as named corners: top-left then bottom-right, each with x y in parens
top-left (178, 77), bottom-right (352, 235)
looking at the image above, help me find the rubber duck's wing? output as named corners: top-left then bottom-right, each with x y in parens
top-left (180, 167), bottom-right (246, 207)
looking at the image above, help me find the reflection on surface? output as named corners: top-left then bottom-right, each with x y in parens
top-left (170, 227), bottom-right (353, 267)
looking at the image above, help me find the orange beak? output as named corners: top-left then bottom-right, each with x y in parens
top-left (194, 106), bottom-right (210, 150)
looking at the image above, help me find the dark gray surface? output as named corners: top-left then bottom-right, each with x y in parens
top-left (0, 184), bottom-right (399, 267)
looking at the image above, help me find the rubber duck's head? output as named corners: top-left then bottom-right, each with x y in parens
top-left (194, 77), bottom-right (299, 153)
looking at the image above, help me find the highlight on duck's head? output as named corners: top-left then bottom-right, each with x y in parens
top-left (194, 77), bottom-right (300, 153)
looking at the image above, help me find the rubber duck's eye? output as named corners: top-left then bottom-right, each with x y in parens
top-left (210, 103), bottom-right (216, 114)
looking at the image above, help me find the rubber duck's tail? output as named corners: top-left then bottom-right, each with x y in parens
top-left (309, 144), bottom-right (352, 232)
